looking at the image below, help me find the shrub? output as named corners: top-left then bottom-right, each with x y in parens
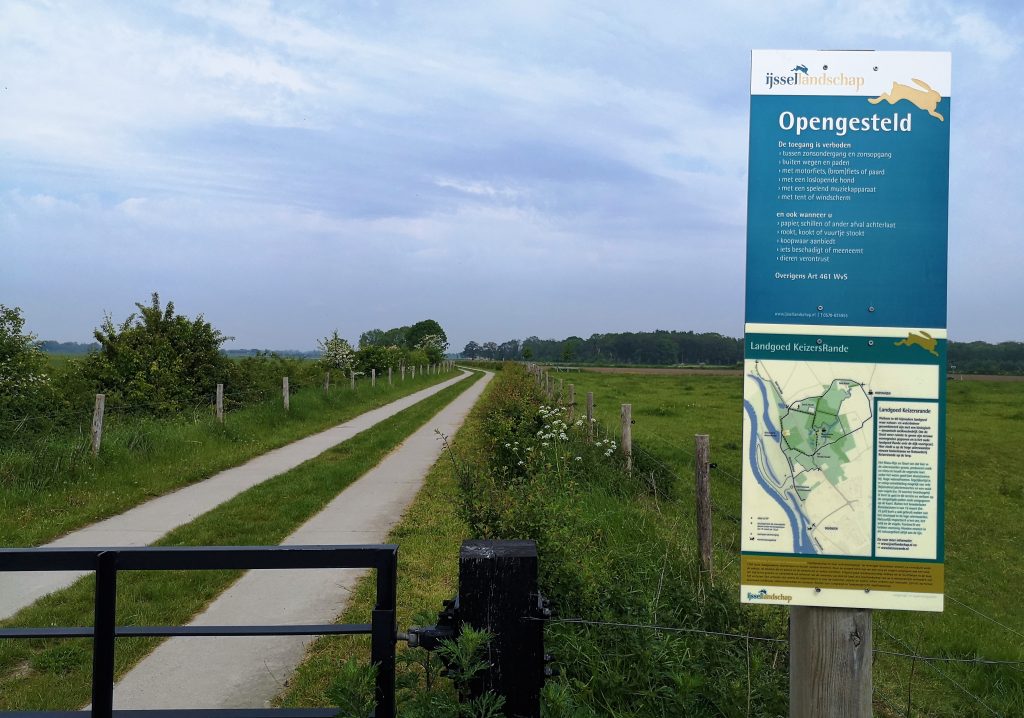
top-left (79, 293), bottom-right (233, 413)
top-left (0, 305), bottom-right (53, 432)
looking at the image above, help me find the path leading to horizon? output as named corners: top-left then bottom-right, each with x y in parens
top-left (109, 369), bottom-right (492, 709)
top-left (0, 370), bottom-right (472, 621)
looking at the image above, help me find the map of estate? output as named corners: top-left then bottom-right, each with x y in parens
top-left (742, 358), bottom-right (938, 557)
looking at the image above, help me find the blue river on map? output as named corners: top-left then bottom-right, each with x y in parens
top-left (744, 374), bottom-right (817, 555)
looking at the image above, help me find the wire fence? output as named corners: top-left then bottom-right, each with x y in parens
top-left (533, 371), bottom-right (1024, 715)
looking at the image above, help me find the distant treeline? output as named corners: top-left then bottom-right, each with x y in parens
top-left (462, 331), bottom-right (743, 366)
top-left (462, 332), bottom-right (1024, 374)
top-left (948, 341), bottom-right (1024, 375)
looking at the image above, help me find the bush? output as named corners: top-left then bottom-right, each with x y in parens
top-left (355, 345), bottom-right (404, 375)
top-left (80, 293), bottom-right (233, 413)
top-left (0, 305), bottom-right (53, 432)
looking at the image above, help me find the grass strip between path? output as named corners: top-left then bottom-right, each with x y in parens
top-left (275, 379), bottom-right (495, 710)
top-left (0, 370), bottom-right (482, 711)
top-left (2, 369), bottom-right (456, 547)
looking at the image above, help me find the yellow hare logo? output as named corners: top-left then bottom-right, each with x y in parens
top-left (869, 79), bottom-right (945, 121)
top-left (894, 331), bottom-right (940, 357)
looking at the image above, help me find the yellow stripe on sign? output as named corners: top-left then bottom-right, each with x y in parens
top-left (741, 555), bottom-right (944, 593)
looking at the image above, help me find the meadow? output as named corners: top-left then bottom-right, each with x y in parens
top-left (566, 369), bottom-right (1024, 716)
top-left (275, 365), bottom-right (1022, 717)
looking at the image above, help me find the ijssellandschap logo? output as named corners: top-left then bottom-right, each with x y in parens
top-left (764, 63), bottom-right (865, 91)
top-left (746, 589), bottom-right (794, 603)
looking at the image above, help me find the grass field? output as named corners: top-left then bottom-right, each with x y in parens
top-left (1, 367), bottom-right (456, 547)
top-left (564, 371), bottom-right (1024, 716)
top-left (0, 371), bottom-right (482, 711)
top-left (264, 366), bottom-right (1024, 716)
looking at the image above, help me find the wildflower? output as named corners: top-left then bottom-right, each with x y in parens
top-left (541, 442), bottom-right (549, 448)
top-left (574, 456), bottom-right (583, 462)
top-left (504, 443), bottom-right (511, 448)
top-left (518, 460), bottom-right (525, 466)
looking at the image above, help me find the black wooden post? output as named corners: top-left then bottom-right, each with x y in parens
top-left (459, 540), bottom-right (543, 718)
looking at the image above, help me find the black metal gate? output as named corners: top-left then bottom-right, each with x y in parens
top-left (0, 545), bottom-right (398, 718)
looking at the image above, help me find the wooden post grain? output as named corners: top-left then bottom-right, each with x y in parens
top-left (90, 393), bottom-right (105, 456)
top-left (790, 607), bottom-right (872, 717)
top-left (694, 434), bottom-right (713, 581)
top-left (323, 372), bottom-right (330, 394)
top-left (372, 368), bottom-right (376, 388)
top-left (402, 365), bottom-right (406, 381)
top-left (351, 371), bottom-right (356, 391)
top-left (282, 377), bottom-right (289, 411)
top-left (216, 383), bottom-right (224, 423)
top-left (568, 384), bottom-right (575, 422)
top-left (586, 392), bottom-right (594, 443)
top-left (389, 366), bottom-right (393, 386)
top-left (620, 404), bottom-right (632, 472)
top-left (558, 378), bottom-right (563, 404)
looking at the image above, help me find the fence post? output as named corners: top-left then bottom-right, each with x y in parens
top-left (216, 384), bottom-right (224, 424)
top-left (282, 377), bottom-right (290, 411)
top-left (351, 371), bottom-right (356, 391)
top-left (586, 392), bottom-right (594, 443)
top-left (568, 384), bottom-right (576, 422)
top-left (694, 434), bottom-right (713, 582)
top-left (412, 365), bottom-right (416, 379)
top-left (323, 372), bottom-right (330, 395)
top-left (91, 393), bottom-right (105, 456)
top-left (621, 404), bottom-right (632, 472)
top-left (459, 540), bottom-right (543, 718)
top-left (558, 378), bottom-right (563, 405)
top-left (790, 607), bottom-right (873, 717)
top-left (372, 368), bottom-right (376, 388)
top-left (402, 365), bottom-right (406, 381)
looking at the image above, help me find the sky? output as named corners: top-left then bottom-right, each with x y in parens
top-left (2, 0), bottom-right (1022, 351)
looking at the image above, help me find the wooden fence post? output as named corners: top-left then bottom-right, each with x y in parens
top-left (459, 540), bottom-right (544, 718)
top-left (389, 366), bottom-right (393, 386)
top-left (586, 392), bottom-right (594, 443)
top-left (412, 365), bottom-right (416, 379)
top-left (558, 379), bottom-right (563, 404)
top-left (91, 393), bottom-right (105, 456)
top-left (620, 404), bottom-right (632, 472)
top-left (216, 384), bottom-right (224, 424)
top-left (790, 607), bottom-right (873, 717)
top-left (372, 368), bottom-right (376, 388)
top-left (694, 434), bottom-right (713, 582)
top-left (351, 371), bottom-right (356, 391)
top-left (568, 384), bottom-right (575, 422)
top-left (402, 365), bottom-right (406, 381)
top-left (282, 377), bottom-right (289, 411)
top-left (323, 372), bottom-right (330, 394)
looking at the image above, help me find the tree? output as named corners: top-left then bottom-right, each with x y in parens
top-left (0, 305), bottom-right (52, 424)
top-left (81, 293), bottom-right (233, 412)
top-left (406, 320), bottom-right (448, 355)
top-left (319, 330), bottom-right (356, 372)
top-left (462, 341), bottom-right (481, 359)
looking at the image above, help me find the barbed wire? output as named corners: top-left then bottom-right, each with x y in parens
top-left (539, 617), bottom-right (1024, 668)
top-left (879, 626), bottom-right (1005, 717)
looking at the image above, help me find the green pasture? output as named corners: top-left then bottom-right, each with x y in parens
top-left (1, 367), bottom-right (457, 547)
top-left (564, 371), bottom-right (1024, 717)
top-left (0, 372), bottom-right (482, 711)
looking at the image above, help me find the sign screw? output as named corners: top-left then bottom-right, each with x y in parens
top-left (816, 338), bottom-right (823, 345)
top-left (868, 340), bottom-right (875, 347)
top-left (868, 306), bottom-right (875, 312)
top-left (817, 305), bottom-right (824, 311)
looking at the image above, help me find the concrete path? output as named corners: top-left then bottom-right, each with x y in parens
top-left (0, 372), bottom-right (471, 621)
top-left (109, 370), bottom-right (492, 709)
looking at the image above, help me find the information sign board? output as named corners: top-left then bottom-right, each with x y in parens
top-left (741, 50), bottom-right (950, 612)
